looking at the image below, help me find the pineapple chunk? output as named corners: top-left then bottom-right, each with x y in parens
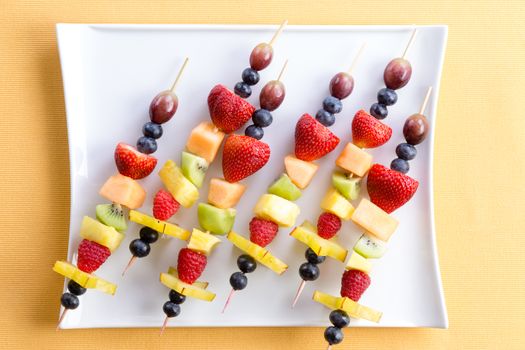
top-left (253, 194), bottom-right (300, 227)
top-left (53, 261), bottom-right (117, 295)
top-left (320, 188), bottom-right (355, 220)
top-left (99, 173), bottom-right (146, 209)
top-left (187, 228), bottom-right (221, 255)
top-left (129, 210), bottom-right (190, 240)
top-left (312, 291), bottom-right (382, 323)
top-left (167, 266), bottom-right (208, 289)
top-left (186, 121), bottom-right (225, 163)
top-left (290, 221), bottom-right (348, 262)
top-left (351, 199), bottom-right (398, 241)
top-left (160, 271), bottom-right (215, 302)
top-left (227, 231), bottom-right (288, 274)
top-left (208, 178), bottom-right (246, 209)
top-left (79, 216), bottom-right (125, 252)
top-left (345, 251), bottom-right (373, 273)
top-left (158, 160), bottom-right (199, 208)
top-left (336, 142), bottom-right (373, 177)
top-left (284, 155), bottom-right (319, 189)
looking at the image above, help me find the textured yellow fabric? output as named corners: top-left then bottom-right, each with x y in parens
top-left (1, 0), bottom-right (524, 349)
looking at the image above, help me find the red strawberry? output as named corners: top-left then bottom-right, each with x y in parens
top-left (208, 84), bottom-right (256, 133)
top-left (249, 217), bottom-right (279, 247)
top-left (351, 110), bottom-right (392, 148)
top-left (295, 114), bottom-right (340, 161)
top-left (177, 248), bottom-right (207, 284)
top-left (153, 189), bottom-right (180, 221)
top-left (317, 212), bottom-right (342, 239)
top-left (367, 163), bottom-right (419, 213)
top-left (77, 239), bottom-right (111, 273)
top-left (222, 134), bottom-right (270, 183)
top-left (341, 269), bottom-right (371, 301)
top-left (114, 143), bottom-right (157, 180)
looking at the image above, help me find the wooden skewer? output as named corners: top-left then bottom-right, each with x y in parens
top-left (348, 42), bottom-right (367, 75)
top-left (291, 280), bottom-right (306, 308)
top-left (56, 308), bottom-right (68, 331)
top-left (269, 20), bottom-right (288, 46)
top-left (121, 256), bottom-right (137, 276)
top-left (277, 59), bottom-right (289, 82)
top-left (402, 28), bottom-right (418, 59)
top-left (221, 289), bottom-right (236, 313)
top-left (159, 316), bottom-right (169, 336)
top-left (326, 345), bottom-right (332, 350)
top-left (170, 57), bottom-right (189, 92)
top-left (419, 86), bottom-right (433, 115)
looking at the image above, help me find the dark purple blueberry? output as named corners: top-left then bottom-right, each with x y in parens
top-left (136, 136), bottom-right (157, 154)
top-left (169, 290), bottom-right (186, 304)
top-left (139, 226), bottom-right (159, 244)
top-left (377, 88), bottom-right (398, 106)
top-left (252, 109), bottom-right (273, 127)
top-left (305, 248), bottom-right (326, 264)
top-left (299, 262), bottom-right (320, 281)
top-left (230, 272), bottom-right (248, 290)
top-left (316, 109), bottom-right (335, 127)
top-left (142, 122), bottom-right (163, 139)
top-left (163, 301), bottom-right (181, 317)
top-left (324, 326), bottom-right (344, 345)
top-left (67, 280), bottom-right (86, 296)
top-left (323, 96), bottom-right (343, 114)
top-left (234, 82), bottom-right (251, 98)
top-left (396, 143), bottom-right (417, 160)
top-left (370, 103), bottom-right (388, 119)
top-left (61, 293), bottom-right (79, 310)
top-left (245, 125), bottom-right (264, 140)
top-left (129, 239), bottom-right (150, 258)
top-left (237, 254), bottom-right (257, 273)
top-left (391, 158), bottom-right (410, 174)
top-left (329, 310), bottom-right (350, 328)
top-left (242, 68), bottom-right (260, 86)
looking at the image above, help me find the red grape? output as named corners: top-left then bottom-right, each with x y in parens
top-left (403, 113), bottom-right (429, 145)
top-left (260, 80), bottom-right (285, 111)
top-left (384, 58), bottom-right (412, 90)
top-left (149, 90), bottom-right (178, 124)
top-left (250, 43), bottom-right (273, 71)
top-left (329, 72), bottom-right (354, 99)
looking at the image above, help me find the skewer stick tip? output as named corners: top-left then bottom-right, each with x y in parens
top-left (222, 289), bottom-right (236, 314)
top-left (291, 280), bottom-right (306, 308)
top-left (419, 86), bottom-right (433, 115)
top-left (402, 28), bottom-right (418, 59)
top-left (277, 59), bottom-right (289, 82)
top-left (170, 57), bottom-right (190, 92)
top-left (348, 42), bottom-right (367, 74)
top-left (121, 256), bottom-right (137, 277)
top-left (269, 20), bottom-right (288, 46)
top-left (56, 308), bottom-right (68, 331)
top-left (159, 316), bottom-right (169, 336)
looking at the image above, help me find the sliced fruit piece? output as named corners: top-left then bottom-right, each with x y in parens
top-left (167, 266), bottom-right (208, 289)
top-left (52, 261), bottom-right (117, 295)
top-left (284, 155), bottom-right (319, 189)
top-left (335, 142), bottom-right (373, 177)
top-left (187, 228), bottom-right (221, 255)
top-left (129, 210), bottom-right (190, 240)
top-left (227, 231), bottom-right (288, 274)
top-left (222, 134), bottom-right (270, 183)
top-left (352, 109), bottom-right (392, 149)
top-left (207, 84), bottom-right (256, 133)
top-left (345, 251), bottom-right (372, 273)
top-left (351, 199), bottom-right (398, 241)
top-left (312, 290), bottom-right (382, 323)
top-left (295, 114), bottom-right (340, 161)
top-left (186, 121), bottom-right (225, 163)
top-left (353, 233), bottom-right (387, 259)
top-left (197, 203), bottom-right (236, 235)
top-left (181, 151), bottom-right (208, 188)
top-left (158, 160), bottom-right (199, 208)
top-left (332, 172), bottom-right (361, 201)
top-left (290, 221), bottom-right (347, 262)
top-left (99, 173), bottom-right (146, 209)
top-left (253, 194), bottom-right (300, 227)
top-left (79, 216), bottom-right (124, 252)
top-left (114, 142), bottom-right (157, 180)
top-left (208, 178), bottom-right (246, 209)
top-left (95, 203), bottom-right (127, 232)
top-left (267, 174), bottom-right (302, 201)
top-left (320, 188), bottom-right (355, 220)
top-left (160, 271), bottom-right (215, 302)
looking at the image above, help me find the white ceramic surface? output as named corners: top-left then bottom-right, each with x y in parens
top-left (56, 24), bottom-right (448, 329)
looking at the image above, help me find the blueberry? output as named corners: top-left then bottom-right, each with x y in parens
top-left (234, 82), bottom-right (252, 98)
top-left (370, 103), bottom-right (388, 119)
top-left (60, 293), bottom-right (79, 310)
top-left (163, 301), bottom-right (181, 318)
top-left (329, 310), bottom-right (350, 328)
top-left (396, 143), bottom-right (417, 160)
top-left (142, 122), bottom-right (163, 139)
top-left (252, 109), bottom-right (273, 127)
top-left (245, 125), bottom-right (264, 140)
top-left (305, 248), bottom-right (326, 265)
top-left (323, 96), bottom-right (343, 114)
top-left (242, 68), bottom-right (260, 86)
top-left (377, 88), bottom-right (398, 106)
top-left (129, 239), bottom-right (150, 258)
top-left (315, 109), bottom-right (335, 127)
top-left (324, 326), bottom-right (344, 345)
top-left (390, 158), bottom-right (410, 174)
top-left (230, 272), bottom-right (248, 290)
top-left (136, 136), bottom-right (157, 154)
top-left (67, 280), bottom-right (86, 296)
top-left (237, 254), bottom-right (257, 273)
top-left (139, 226), bottom-right (159, 244)
top-left (169, 290), bottom-right (186, 304)
top-left (299, 262), bottom-right (320, 281)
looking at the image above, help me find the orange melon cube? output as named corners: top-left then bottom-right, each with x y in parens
top-left (186, 122), bottom-right (225, 163)
top-left (284, 155), bottom-right (319, 189)
top-left (336, 142), bottom-right (372, 177)
top-left (351, 199), bottom-right (398, 241)
top-left (99, 174), bottom-right (146, 209)
top-left (208, 178), bottom-right (246, 209)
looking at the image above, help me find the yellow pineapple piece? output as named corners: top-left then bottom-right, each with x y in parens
top-left (158, 160), bottom-right (199, 208)
top-left (284, 155), bottom-right (319, 189)
top-left (208, 178), bottom-right (246, 209)
top-left (345, 251), bottom-right (373, 273)
top-left (79, 216), bottom-right (125, 252)
top-left (99, 174), bottom-right (146, 209)
top-left (187, 228), bottom-right (221, 255)
top-left (336, 142), bottom-right (373, 177)
top-left (312, 291), bottom-right (382, 323)
top-left (290, 221), bottom-right (347, 262)
top-left (253, 194), bottom-right (300, 227)
top-left (186, 121), bottom-right (225, 163)
top-left (167, 266), bottom-right (208, 289)
top-left (320, 188), bottom-right (355, 220)
top-left (129, 210), bottom-right (190, 240)
top-left (160, 270), bottom-right (215, 302)
top-left (53, 261), bottom-right (117, 295)
top-left (351, 199), bottom-right (398, 241)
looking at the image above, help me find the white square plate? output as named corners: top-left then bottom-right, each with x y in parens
top-left (57, 24), bottom-right (448, 329)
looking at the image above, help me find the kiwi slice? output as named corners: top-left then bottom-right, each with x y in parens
top-left (353, 233), bottom-right (387, 259)
top-left (96, 203), bottom-right (127, 232)
top-left (332, 172), bottom-right (361, 200)
top-left (181, 151), bottom-right (208, 188)
top-left (197, 203), bottom-right (236, 235)
top-left (268, 174), bottom-right (302, 201)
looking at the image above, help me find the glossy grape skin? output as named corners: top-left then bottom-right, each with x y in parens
top-left (403, 113), bottom-right (429, 145)
top-left (260, 80), bottom-right (285, 111)
top-left (149, 90), bottom-right (178, 124)
top-left (384, 58), bottom-right (412, 90)
top-left (250, 43), bottom-right (273, 71)
top-left (329, 72), bottom-right (354, 99)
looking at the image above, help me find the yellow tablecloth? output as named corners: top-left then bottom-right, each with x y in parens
top-left (1, 0), bottom-right (523, 349)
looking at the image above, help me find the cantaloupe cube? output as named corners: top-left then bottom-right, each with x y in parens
top-left (186, 122), bottom-right (225, 163)
top-left (320, 188), bottom-right (355, 220)
top-left (351, 199), bottom-right (398, 241)
top-left (336, 142), bottom-right (372, 177)
top-left (253, 194), bottom-right (300, 227)
top-left (99, 174), bottom-right (146, 209)
top-left (284, 155), bottom-right (319, 189)
top-left (208, 178), bottom-right (246, 208)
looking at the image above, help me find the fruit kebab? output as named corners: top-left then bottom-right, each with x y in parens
top-left (121, 21), bottom-right (288, 276)
top-left (221, 44), bottom-right (367, 313)
top-left (314, 87), bottom-right (433, 349)
top-left (52, 58), bottom-right (190, 329)
top-left (290, 28), bottom-right (419, 308)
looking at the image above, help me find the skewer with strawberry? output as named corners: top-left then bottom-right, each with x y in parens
top-left (52, 58), bottom-right (190, 329)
